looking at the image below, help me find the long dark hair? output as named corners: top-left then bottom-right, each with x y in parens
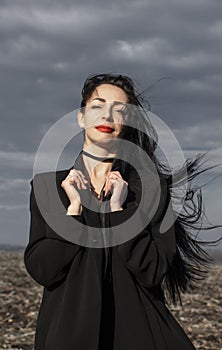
top-left (80, 73), bottom-right (222, 306)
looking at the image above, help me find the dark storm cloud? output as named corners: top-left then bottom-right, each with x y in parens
top-left (0, 0), bottom-right (221, 245)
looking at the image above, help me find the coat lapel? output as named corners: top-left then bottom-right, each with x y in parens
top-left (55, 151), bottom-right (83, 211)
top-left (55, 150), bottom-right (139, 211)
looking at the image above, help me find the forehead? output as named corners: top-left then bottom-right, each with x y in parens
top-left (87, 84), bottom-right (128, 104)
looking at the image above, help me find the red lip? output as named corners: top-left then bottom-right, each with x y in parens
top-left (95, 125), bottom-right (114, 133)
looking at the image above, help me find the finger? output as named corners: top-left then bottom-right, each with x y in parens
top-left (106, 173), bottom-right (121, 180)
top-left (105, 173), bottom-right (120, 196)
top-left (67, 173), bottom-right (82, 190)
top-left (61, 178), bottom-right (80, 193)
top-left (118, 178), bottom-right (128, 186)
top-left (107, 172), bottom-right (126, 186)
top-left (77, 172), bottom-right (88, 188)
top-left (76, 178), bottom-right (81, 190)
top-left (104, 173), bottom-right (120, 196)
top-left (107, 172), bottom-right (128, 186)
top-left (106, 177), bottom-right (128, 196)
top-left (104, 177), bottom-right (112, 197)
top-left (76, 173), bottom-right (87, 189)
top-left (69, 170), bottom-right (88, 189)
top-left (107, 171), bottom-right (122, 179)
top-left (72, 176), bottom-right (81, 190)
top-left (73, 169), bottom-right (88, 182)
top-left (104, 178), bottom-right (118, 196)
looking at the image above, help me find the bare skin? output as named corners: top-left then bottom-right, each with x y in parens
top-left (61, 84), bottom-right (129, 215)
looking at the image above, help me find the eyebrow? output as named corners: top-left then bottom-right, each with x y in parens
top-left (92, 98), bottom-right (126, 105)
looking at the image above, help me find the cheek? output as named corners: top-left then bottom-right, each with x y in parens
top-left (114, 117), bottom-right (126, 130)
top-left (84, 116), bottom-right (97, 128)
top-left (85, 125), bottom-right (97, 135)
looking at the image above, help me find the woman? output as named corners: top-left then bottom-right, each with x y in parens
top-left (24, 73), bottom-right (222, 350)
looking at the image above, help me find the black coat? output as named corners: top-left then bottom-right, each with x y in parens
top-left (24, 151), bottom-right (197, 350)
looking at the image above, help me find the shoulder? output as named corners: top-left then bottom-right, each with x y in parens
top-left (29, 168), bottom-right (71, 199)
top-left (30, 168), bottom-right (71, 186)
top-left (29, 168), bottom-right (72, 213)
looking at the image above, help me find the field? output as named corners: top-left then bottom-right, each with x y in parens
top-left (0, 250), bottom-right (221, 350)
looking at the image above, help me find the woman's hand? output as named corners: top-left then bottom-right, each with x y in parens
top-left (61, 169), bottom-right (88, 214)
top-left (104, 171), bottom-right (128, 212)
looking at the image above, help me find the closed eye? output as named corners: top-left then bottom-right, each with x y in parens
top-left (114, 109), bottom-right (126, 115)
top-left (91, 105), bottom-right (126, 115)
top-left (91, 105), bottom-right (102, 109)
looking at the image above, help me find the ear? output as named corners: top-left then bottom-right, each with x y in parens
top-left (77, 110), bottom-right (85, 128)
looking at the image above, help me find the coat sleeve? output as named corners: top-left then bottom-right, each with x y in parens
top-left (108, 177), bottom-right (177, 288)
top-left (24, 173), bottom-right (85, 290)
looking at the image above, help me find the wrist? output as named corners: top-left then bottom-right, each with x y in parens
top-left (110, 206), bottom-right (123, 212)
top-left (110, 201), bottom-right (123, 212)
top-left (66, 202), bottom-right (82, 215)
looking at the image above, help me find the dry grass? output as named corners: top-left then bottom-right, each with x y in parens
top-left (0, 250), bottom-right (221, 350)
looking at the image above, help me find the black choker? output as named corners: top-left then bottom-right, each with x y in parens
top-left (82, 149), bottom-right (115, 162)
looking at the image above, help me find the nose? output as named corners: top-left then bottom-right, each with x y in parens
top-left (101, 104), bottom-right (114, 120)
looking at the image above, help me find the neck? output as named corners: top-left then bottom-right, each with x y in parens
top-left (82, 143), bottom-right (117, 159)
top-left (82, 149), bottom-right (115, 161)
top-left (81, 149), bottom-right (114, 179)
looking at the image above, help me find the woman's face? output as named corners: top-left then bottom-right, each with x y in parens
top-left (78, 84), bottom-right (128, 147)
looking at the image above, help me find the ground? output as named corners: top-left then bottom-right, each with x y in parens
top-left (0, 250), bottom-right (221, 350)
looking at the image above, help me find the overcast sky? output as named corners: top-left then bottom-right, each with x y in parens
top-left (1, 0), bottom-right (222, 247)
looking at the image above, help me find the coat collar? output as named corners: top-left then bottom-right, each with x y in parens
top-left (55, 150), bottom-right (119, 210)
